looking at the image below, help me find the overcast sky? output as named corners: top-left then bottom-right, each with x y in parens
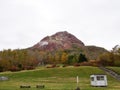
top-left (0, 0), bottom-right (120, 51)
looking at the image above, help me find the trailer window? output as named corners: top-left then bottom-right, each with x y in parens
top-left (97, 76), bottom-right (104, 81)
top-left (100, 76), bottom-right (104, 80)
top-left (91, 77), bottom-right (94, 81)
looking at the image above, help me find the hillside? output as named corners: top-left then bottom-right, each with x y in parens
top-left (30, 31), bottom-right (108, 60)
top-left (0, 31), bottom-right (109, 72)
top-left (85, 46), bottom-right (108, 60)
top-left (0, 66), bottom-right (120, 90)
top-left (31, 31), bottom-right (84, 51)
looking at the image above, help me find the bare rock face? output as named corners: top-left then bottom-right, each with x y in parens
top-left (32, 31), bottom-right (85, 51)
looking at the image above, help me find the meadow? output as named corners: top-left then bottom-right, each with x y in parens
top-left (0, 66), bottom-right (120, 90)
top-left (107, 67), bottom-right (120, 74)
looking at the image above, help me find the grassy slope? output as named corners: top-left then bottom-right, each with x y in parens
top-left (0, 66), bottom-right (120, 90)
top-left (107, 67), bottom-right (120, 74)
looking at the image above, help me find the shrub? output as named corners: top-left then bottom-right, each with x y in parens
top-left (10, 66), bottom-right (21, 72)
top-left (74, 63), bottom-right (80, 67)
top-left (46, 64), bottom-right (56, 68)
top-left (80, 62), bottom-right (91, 66)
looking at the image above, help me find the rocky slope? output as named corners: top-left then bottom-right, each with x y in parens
top-left (32, 31), bottom-right (85, 51)
top-left (30, 31), bottom-right (108, 60)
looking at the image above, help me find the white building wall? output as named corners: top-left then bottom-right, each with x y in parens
top-left (90, 75), bottom-right (107, 87)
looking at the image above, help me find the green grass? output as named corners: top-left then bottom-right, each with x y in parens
top-left (0, 66), bottom-right (120, 90)
top-left (107, 67), bottom-right (120, 74)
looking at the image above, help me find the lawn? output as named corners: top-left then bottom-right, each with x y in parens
top-left (0, 66), bottom-right (120, 90)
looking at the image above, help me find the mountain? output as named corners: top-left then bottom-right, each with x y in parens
top-left (85, 46), bottom-right (108, 60)
top-left (31, 31), bottom-right (85, 51)
top-left (30, 31), bottom-right (108, 60)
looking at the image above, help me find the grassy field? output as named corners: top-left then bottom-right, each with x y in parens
top-left (107, 67), bottom-right (120, 74)
top-left (0, 66), bottom-right (120, 90)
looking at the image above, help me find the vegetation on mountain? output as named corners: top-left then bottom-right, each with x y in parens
top-left (0, 31), bottom-right (118, 72)
top-left (85, 46), bottom-right (108, 60)
top-left (98, 46), bottom-right (120, 66)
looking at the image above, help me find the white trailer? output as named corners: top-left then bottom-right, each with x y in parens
top-left (90, 74), bottom-right (108, 87)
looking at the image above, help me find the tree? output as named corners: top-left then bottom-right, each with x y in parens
top-left (78, 53), bottom-right (87, 63)
top-left (98, 53), bottom-right (110, 66)
top-left (114, 55), bottom-right (120, 66)
top-left (54, 52), bottom-right (60, 64)
top-left (67, 54), bottom-right (77, 64)
top-left (61, 52), bottom-right (68, 64)
top-left (98, 48), bottom-right (120, 66)
top-left (67, 55), bottom-right (74, 64)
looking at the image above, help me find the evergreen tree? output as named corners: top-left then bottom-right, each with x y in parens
top-left (78, 53), bottom-right (87, 63)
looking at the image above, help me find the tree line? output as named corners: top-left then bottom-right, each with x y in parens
top-left (98, 46), bottom-right (120, 66)
top-left (0, 49), bottom-right (38, 72)
top-left (0, 49), bottom-right (88, 72)
top-left (0, 46), bottom-right (119, 72)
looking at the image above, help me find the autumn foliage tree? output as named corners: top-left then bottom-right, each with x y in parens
top-left (98, 46), bottom-right (120, 66)
top-left (0, 49), bottom-right (39, 72)
top-left (61, 52), bottom-right (68, 64)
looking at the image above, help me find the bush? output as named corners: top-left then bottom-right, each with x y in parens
top-left (0, 66), bottom-right (4, 72)
top-left (74, 63), bottom-right (80, 67)
top-left (56, 64), bottom-right (66, 67)
top-left (89, 60), bottom-right (98, 66)
top-left (46, 64), bottom-right (56, 68)
top-left (80, 62), bottom-right (91, 66)
top-left (10, 66), bottom-right (21, 72)
top-left (24, 66), bottom-right (35, 70)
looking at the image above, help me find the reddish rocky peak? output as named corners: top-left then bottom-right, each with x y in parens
top-left (32, 31), bottom-right (85, 51)
top-left (41, 31), bottom-right (69, 41)
top-left (52, 31), bottom-right (69, 37)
